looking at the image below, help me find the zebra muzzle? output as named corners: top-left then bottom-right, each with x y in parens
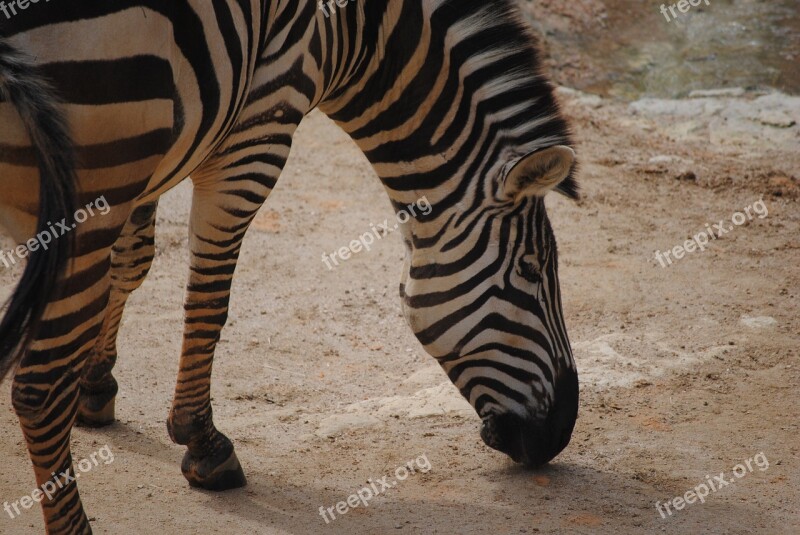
top-left (479, 369), bottom-right (579, 467)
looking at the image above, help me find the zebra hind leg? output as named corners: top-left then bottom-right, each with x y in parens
top-left (10, 201), bottom-right (137, 534)
top-left (12, 262), bottom-right (111, 534)
top-left (77, 201), bottom-right (159, 427)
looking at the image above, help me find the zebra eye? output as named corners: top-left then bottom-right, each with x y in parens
top-left (516, 254), bottom-right (541, 283)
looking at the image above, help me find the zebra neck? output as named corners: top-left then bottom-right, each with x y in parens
top-left (316, 1), bottom-right (568, 216)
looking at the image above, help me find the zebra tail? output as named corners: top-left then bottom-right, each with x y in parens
top-left (0, 39), bottom-right (78, 382)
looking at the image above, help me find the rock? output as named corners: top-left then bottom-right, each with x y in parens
top-left (555, 86), bottom-right (604, 108)
top-left (312, 382), bottom-right (473, 438)
top-left (573, 333), bottom-right (728, 390)
top-left (629, 98), bottom-right (724, 118)
top-left (739, 316), bottom-right (777, 329)
top-left (315, 413), bottom-right (382, 438)
top-left (758, 110), bottom-right (796, 128)
top-left (664, 120), bottom-right (707, 141)
top-left (689, 88), bottom-right (745, 98)
top-left (629, 91), bottom-right (799, 150)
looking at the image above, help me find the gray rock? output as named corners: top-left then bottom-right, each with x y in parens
top-left (689, 88), bottom-right (746, 98)
top-left (630, 91), bottom-right (800, 151)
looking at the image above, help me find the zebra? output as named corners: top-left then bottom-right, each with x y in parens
top-left (0, 1), bottom-right (580, 532)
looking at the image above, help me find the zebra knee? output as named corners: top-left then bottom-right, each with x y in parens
top-left (128, 201), bottom-right (157, 227)
top-left (11, 385), bottom-right (44, 423)
top-left (11, 378), bottom-right (77, 426)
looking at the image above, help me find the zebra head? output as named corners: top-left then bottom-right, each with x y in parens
top-left (400, 145), bottom-right (579, 467)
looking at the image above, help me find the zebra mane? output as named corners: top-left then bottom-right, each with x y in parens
top-left (431, 0), bottom-right (579, 199)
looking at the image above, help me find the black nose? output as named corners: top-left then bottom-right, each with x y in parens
top-left (480, 368), bottom-right (579, 467)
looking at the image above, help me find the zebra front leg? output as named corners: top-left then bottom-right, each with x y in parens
top-left (166, 173), bottom-right (277, 490)
top-left (77, 202), bottom-right (159, 427)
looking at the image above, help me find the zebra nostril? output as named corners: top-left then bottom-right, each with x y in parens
top-left (481, 412), bottom-right (551, 466)
top-left (480, 417), bottom-right (502, 450)
top-left (480, 412), bottom-right (525, 461)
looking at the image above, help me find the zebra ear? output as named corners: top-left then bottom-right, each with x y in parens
top-left (501, 145), bottom-right (577, 201)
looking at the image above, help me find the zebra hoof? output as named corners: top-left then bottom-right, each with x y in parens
top-left (76, 394), bottom-right (116, 427)
top-left (181, 446), bottom-right (247, 491)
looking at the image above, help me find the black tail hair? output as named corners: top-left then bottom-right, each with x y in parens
top-left (0, 39), bottom-right (77, 381)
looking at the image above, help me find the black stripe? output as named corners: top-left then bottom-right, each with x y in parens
top-left (38, 57), bottom-right (174, 104)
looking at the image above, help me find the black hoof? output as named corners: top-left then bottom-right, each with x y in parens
top-left (181, 441), bottom-right (247, 491)
top-left (76, 393), bottom-right (116, 428)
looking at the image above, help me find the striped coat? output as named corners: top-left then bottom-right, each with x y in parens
top-left (0, 2), bottom-right (579, 532)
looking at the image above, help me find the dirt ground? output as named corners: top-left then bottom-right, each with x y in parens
top-left (1, 4), bottom-right (799, 535)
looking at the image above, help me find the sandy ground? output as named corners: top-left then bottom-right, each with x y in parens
top-left (1, 6), bottom-right (799, 535)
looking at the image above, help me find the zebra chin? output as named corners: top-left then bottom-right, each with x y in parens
top-left (479, 367), bottom-right (579, 467)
